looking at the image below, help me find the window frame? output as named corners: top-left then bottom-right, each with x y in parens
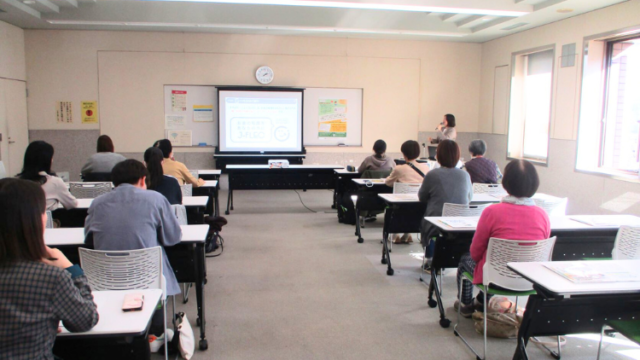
top-left (506, 44), bottom-right (556, 166)
top-left (575, 25), bottom-right (640, 183)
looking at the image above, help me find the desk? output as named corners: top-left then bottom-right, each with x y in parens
top-left (225, 165), bottom-right (343, 215)
top-left (508, 261), bottom-right (640, 360)
top-left (424, 214), bottom-right (640, 328)
top-left (53, 196), bottom-right (210, 227)
top-left (197, 169), bottom-right (221, 181)
top-left (193, 180), bottom-right (219, 217)
top-left (54, 289), bottom-right (162, 360)
top-left (45, 225), bottom-right (210, 351)
top-left (214, 153), bottom-right (305, 171)
top-left (375, 193), bottom-right (501, 275)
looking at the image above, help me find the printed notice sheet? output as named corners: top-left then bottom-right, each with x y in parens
top-left (193, 105), bottom-right (214, 122)
top-left (166, 130), bottom-right (192, 147)
top-left (165, 115), bottom-right (186, 130)
top-left (171, 90), bottom-right (187, 112)
top-left (56, 101), bottom-right (73, 123)
top-left (439, 218), bottom-right (479, 228)
top-left (318, 99), bottom-right (347, 138)
top-left (81, 101), bottom-right (98, 124)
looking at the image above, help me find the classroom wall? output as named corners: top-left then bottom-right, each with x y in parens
top-left (0, 20), bottom-right (25, 81)
top-left (24, 30), bottom-right (481, 179)
top-left (477, 0), bottom-right (640, 216)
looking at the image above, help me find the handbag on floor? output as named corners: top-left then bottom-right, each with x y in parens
top-left (472, 297), bottom-right (523, 339)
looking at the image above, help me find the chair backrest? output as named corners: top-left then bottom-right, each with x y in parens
top-left (483, 237), bottom-right (556, 290)
top-left (79, 247), bottom-right (163, 291)
top-left (393, 183), bottom-right (421, 194)
top-left (473, 183), bottom-right (505, 195)
top-left (533, 197), bottom-right (568, 216)
top-left (190, 170), bottom-right (198, 179)
top-left (612, 226), bottom-right (640, 260)
top-left (180, 184), bottom-right (193, 197)
top-left (361, 169), bottom-right (392, 179)
top-left (82, 172), bottom-right (112, 182)
top-left (442, 203), bottom-right (490, 217)
top-left (69, 182), bottom-right (112, 198)
top-left (172, 204), bottom-right (188, 225)
top-left (45, 210), bottom-right (54, 228)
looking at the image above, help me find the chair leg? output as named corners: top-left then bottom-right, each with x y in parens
top-left (172, 295), bottom-right (177, 331)
top-left (163, 299), bottom-right (169, 360)
top-left (597, 325), bottom-right (605, 360)
top-left (483, 291), bottom-right (487, 360)
top-left (453, 277), bottom-right (483, 360)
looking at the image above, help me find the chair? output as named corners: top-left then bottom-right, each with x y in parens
top-left (172, 204), bottom-right (188, 225)
top-left (69, 182), bottom-right (112, 198)
top-left (533, 197), bottom-right (567, 216)
top-left (473, 183), bottom-right (505, 195)
top-left (358, 169), bottom-right (392, 226)
top-left (45, 210), bottom-right (54, 228)
top-left (597, 320), bottom-right (640, 359)
top-left (454, 237), bottom-right (557, 360)
top-left (393, 182), bottom-right (421, 194)
top-left (79, 247), bottom-right (170, 360)
top-left (361, 169), bottom-right (392, 179)
top-left (181, 184), bottom-right (193, 197)
top-left (81, 172), bottom-right (111, 182)
top-left (612, 226), bottom-right (640, 260)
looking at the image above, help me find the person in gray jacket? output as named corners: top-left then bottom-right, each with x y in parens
top-left (80, 135), bottom-right (126, 177)
top-left (418, 140), bottom-right (472, 272)
top-left (358, 139), bottom-right (396, 173)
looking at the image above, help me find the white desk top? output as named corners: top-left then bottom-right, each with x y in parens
top-left (226, 164), bottom-right (343, 169)
top-left (508, 260), bottom-right (640, 296)
top-left (425, 215), bottom-right (640, 232)
top-left (57, 289), bottom-right (162, 337)
top-left (45, 224), bottom-right (208, 246)
top-left (201, 180), bottom-right (218, 188)
top-left (335, 168), bottom-right (358, 174)
top-left (377, 193), bottom-right (500, 204)
top-left (352, 178), bottom-right (387, 186)
top-left (215, 154), bottom-right (305, 157)
top-left (73, 196), bottom-right (209, 209)
top-left (197, 169), bottom-right (221, 175)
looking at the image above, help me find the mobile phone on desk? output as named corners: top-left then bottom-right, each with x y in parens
top-left (122, 293), bottom-right (144, 312)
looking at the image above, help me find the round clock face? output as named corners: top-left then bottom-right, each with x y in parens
top-left (256, 66), bottom-right (274, 84)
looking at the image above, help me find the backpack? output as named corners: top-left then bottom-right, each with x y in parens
top-left (337, 193), bottom-right (356, 225)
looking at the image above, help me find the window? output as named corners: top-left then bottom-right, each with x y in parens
top-left (507, 47), bottom-right (554, 164)
top-left (577, 30), bottom-right (640, 180)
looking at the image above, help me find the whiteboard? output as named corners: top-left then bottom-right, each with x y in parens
top-left (303, 88), bottom-right (363, 146)
top-left (163, 85), bottom-right (217, 147)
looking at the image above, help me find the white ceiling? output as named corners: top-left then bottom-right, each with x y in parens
top-left (0, 0), bottom-right (629, 42)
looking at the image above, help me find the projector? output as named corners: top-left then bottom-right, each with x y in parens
top-left (268, 159), bottom-right (290, 168)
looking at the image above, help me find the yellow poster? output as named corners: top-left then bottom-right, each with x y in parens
top-left (81, 101), bottom-right (99, 124)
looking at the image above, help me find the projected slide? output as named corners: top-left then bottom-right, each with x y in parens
top-left (219, 90), bottom-right (303, 152)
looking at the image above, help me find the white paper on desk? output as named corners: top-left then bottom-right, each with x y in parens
top-left (570, 216), bottom-right (638, 227)
top-left (166, 130), bottom-right (192, 147)
top-left (391, 194), bottom-right (419, 200)
top-left (165, 115), bottom-right (186, 129)
top-left (440, 218), bottom-right (478, 228)
top-left (544, 262), bottom-right (640, 284)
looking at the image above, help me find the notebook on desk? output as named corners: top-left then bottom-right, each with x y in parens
top-left (544, 262), bottom-right (640, 284)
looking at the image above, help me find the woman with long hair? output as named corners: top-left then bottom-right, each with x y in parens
top-left (18, 141), bottom-right (77, 210)
top-left (144, 147), bottom-right (182, 205)
top-left (0, 178), bottom-right (98, 359)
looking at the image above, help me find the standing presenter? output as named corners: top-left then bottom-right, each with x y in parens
top-left (429, 114), bottom-right (457, 144)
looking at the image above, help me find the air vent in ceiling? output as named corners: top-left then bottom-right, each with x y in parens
top-left (501, 23), bottom-right (528, 31)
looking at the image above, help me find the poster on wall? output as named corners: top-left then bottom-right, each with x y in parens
top-left (193, 105), bottom-right (214, 122)
top-left (56, 101), bottom-right (73, 123)
top-left (166, 129), bottom-right (192, 147)
top-left (81, 101), bottom-right (99, 124)
top-left (171, 90), bottom-right (187, 112)
top-left (165, 115), bottom-right (186, 129)
top-left (318, 99), bottom-right (347, 138)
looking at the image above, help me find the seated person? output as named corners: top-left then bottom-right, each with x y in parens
top-left (428, 114), bottom-right (457, 144)
top-left (419, 140), bottom-right (472, 272)
top-left (0, 178), bottom-right (98, 359)
top-left (81, 135), bottom-right (126, 178)
top-left (385, 140), bottom-right (429, 244)
top-left (155, 139), bottom-right (205, 187)
top-left (455, 160), bottom-right (550, 317)
top-left (358, 139), bottom-right (395, 173)
top-left (144, 147), bottom-right (182, 205)
top-left (18, 141), bottom-right (77, 211)
top-left (463, 139), bottom-right (502, 184)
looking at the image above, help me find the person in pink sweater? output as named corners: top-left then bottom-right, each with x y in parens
top-left (456, 159), bottom-right (550, 317)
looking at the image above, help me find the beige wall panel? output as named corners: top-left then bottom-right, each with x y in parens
top-left (0, 21), bottom-right (25, 81)
top-left (552, 59), bottom-right (579, 140)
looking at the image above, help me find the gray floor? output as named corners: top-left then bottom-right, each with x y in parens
top-left (164, 188), bottom-right (640, 360)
